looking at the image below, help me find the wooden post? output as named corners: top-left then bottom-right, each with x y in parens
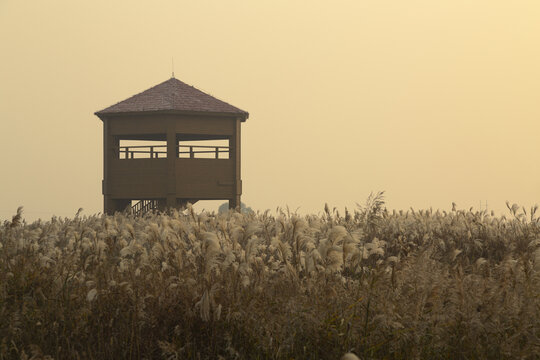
top-left (229, 118), bottom-right (242, 210)
top-left (103, 117), bottom-right (111, 213)
top-left (166, 125), bottom-right (177, 209)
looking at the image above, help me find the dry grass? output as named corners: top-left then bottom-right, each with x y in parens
top-left (1, 198), bottom-right (539, 359)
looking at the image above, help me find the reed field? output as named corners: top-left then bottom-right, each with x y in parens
top-left (1, 194), bottom-right (539, 359)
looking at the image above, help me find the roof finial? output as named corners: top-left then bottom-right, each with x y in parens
top-left (171, 57), bottom-right (175, 78)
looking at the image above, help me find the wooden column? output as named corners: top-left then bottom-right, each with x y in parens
top-left (103, 117), bottom-right (119, 214)
top-left (166, 123), bottom-right (177, 209)
top-left (229, 117), bottom-right (242, 210)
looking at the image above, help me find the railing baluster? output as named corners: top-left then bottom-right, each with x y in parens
top-left (130, 199), bottom-right (157, 216)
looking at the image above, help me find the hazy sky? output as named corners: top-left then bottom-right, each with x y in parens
top-left (1, 0), bottom-right (539, 221)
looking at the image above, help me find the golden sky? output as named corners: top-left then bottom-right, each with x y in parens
top-left (1, 0), bottom-right (539, 220)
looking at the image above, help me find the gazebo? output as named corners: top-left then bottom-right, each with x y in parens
top-left (95, 77), bottom-right (248, 215)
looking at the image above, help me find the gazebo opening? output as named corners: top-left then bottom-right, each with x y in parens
top-left (178, 138), bottom-right (230, 159)
top-left (118, 138), bottom-right (167, 159)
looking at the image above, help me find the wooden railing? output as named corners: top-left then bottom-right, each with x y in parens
top-left (178, 145), bottom-right (229, 159)
top-left (115, 145), bottom-right (229, 159)
top-left (116, 145), bottom-right (167, 159)
top-left (132, 200), bottom-right (159, 216)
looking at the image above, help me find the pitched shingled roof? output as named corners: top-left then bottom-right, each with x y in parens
top-left (95, 77), bottom-right (248, 119)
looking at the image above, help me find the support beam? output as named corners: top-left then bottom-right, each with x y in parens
top-left (103, 118), bottom-right (122, 215)
top-left (229, 196), bottom-right (240, 210)
top-left (231, 117), bottom-right (242, 210)
top-left (166, 124), bottom-right (177, 210)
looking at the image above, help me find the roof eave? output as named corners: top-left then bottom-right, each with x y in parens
top-left (94, 109), bottom-right (249, 122)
